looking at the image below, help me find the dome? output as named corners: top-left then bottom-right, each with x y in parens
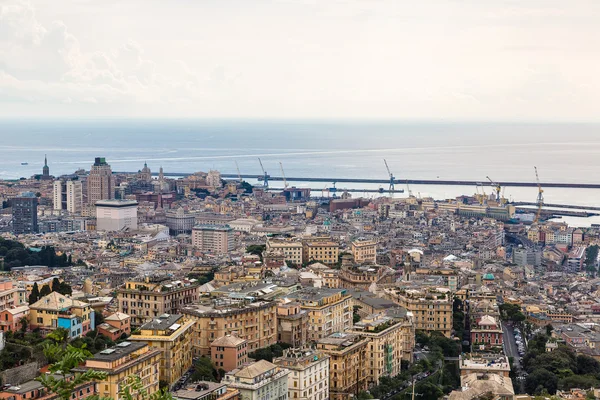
top-left (483, 273), bottom-right (495, 280)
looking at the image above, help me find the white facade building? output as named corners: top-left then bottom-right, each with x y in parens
top-left (274, 348), bottom-right (330, 400)
top-left (53, 179), bottom-right (83, 214)
top-left (223, 360), bottom-right (290, 400)
top-left (96, 200), bottom-right (138, 231)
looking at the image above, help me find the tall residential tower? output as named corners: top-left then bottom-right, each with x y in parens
top-left (87, 157), bottom-right (115, 205)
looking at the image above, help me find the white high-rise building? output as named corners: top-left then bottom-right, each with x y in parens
top-left (53, 179), bottom-right (83, 214)
top-left (96, 200), bottom-right (138, 231)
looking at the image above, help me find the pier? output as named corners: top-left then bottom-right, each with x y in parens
top-left (120, 172), bottom-right (600, 190)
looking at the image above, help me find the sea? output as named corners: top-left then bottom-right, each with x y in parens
top-left (1, 119), bottom-right (599, 226)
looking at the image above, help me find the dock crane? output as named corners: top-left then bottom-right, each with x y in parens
top-left (234, 161), bottom-right (242, 183)
top-left (533, 166), bottom-right (544, 225)
top-left (486, 176), bottom-right (501, 203)
top-left (258, 158), bottom-right (269, 188)
top-left (279, 161), bottom-right (288, 189)
top-left (384, 159), bottom-right (395, 196)
top-left (406, 180), bottom-right (413, 198)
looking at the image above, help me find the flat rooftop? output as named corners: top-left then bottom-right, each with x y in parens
top-left (95, 199), bottom-right (138, 207)
top-left (89, 341), bottom-right (147, 362)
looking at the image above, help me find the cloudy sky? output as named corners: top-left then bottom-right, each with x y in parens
top-left (0, 0), bottom-right (599, 120)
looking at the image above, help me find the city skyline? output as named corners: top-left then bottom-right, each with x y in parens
top-left (0, 0), bottom-right (599, 121)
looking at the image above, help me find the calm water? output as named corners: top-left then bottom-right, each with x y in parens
top-left (1, 119), bottom-right (599, 223)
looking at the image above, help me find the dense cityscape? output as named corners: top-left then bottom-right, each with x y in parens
top-left (0, 156), bottom-right (598, 400)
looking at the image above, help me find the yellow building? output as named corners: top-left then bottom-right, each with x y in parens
top-left (303, 240), bottom-right (340, 266)
top-left (29, 292), bottom-right (95, 338)
top-left (383, 287), bottom-right (453, 337)
top-left (130, 313), bottom-right (195, 386)
top-left (349, 309), bottom-right (415, 386)
top-left (286, 288), bottom-right (352, 341)
top-left (116, 278), bottom-right (200, 327)
top-left (320, 269), bottom-right (340, 288)
top-left (181, 300), bottom-right (277, 356)
top-left (351, 239), bottom-right (377, 264)
top-left (74, 341), bottom-right (161, 400)
top-left (266, 238), bottom-right (304, 265)
top-left (316, 332), bottom-right (369, 400)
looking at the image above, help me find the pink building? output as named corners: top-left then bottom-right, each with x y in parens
top-left (211, 335), bottom-right (248, 372)
top-left (97, 312), bottom-right (131, 341)
top-left (0, 305), bottom-right (29, 332)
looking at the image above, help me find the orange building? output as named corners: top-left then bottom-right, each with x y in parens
top-left (210, 335), bottom-right (248, 372)
top-left (0, 305), bottom-right (29, 333)
top-left (97, 312), bottom-right (131, 341)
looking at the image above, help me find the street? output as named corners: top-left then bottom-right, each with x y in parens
top-left (502, 323), bottom-right (520, 368)
top-left (502, 322), bottom-right (525, 393)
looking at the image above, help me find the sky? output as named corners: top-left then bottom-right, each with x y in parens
top-left (0, 0), bottom-right (599, 120)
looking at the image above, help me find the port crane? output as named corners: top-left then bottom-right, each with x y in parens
top-left (258, 158), bottom-right (269, 188)
top-left (533, 166), bottom-right (544, 225)
top-left (279, 162), bottom-right (288, 189)
top-left (384, 159), bottom-right (395, 196)
top-left (235, 161), bottom-right (243, 183)
top-left (486, 176), bottom-right (502, 203)
top-left (406, 180), bottom-right (413, 198)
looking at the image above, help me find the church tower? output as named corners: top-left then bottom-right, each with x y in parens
top-left (42, 154), bottom-right (50, 180)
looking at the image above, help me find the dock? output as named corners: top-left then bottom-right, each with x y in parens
top-left (117, 171), bottom-right (600, 190)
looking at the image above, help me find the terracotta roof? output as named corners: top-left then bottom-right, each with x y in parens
top-left (30, 292), bottom-right (88, 311)
top-left (105, 312), bottom-right (130, 321)
top-left (234, 360), bottom-right (276, 379)
top-left (211, 335), bottom-right (246, 348)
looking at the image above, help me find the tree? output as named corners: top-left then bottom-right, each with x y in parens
top-left (191, 356), bottom-right (218, 382)
top-left (40, 284), bottom-right (52, 297)
top-left (576, 354), bottom-right (600, 375)
top-left (415, 381), bottom-right (444, 400)
top-left (559, 374), bottom-right (600, 391)
top-left (525, 368), bottom-right (558, 395)
top-left (37, 345), bottom-right (108, 400)
top-left (246, 244), bottom-right (266, 260)
top-left (29, 282), bottom-right (40, 304)
top-left (19, 317), bottom-right (28, 334)
top-left (545, 324), bottom-right (554, 336)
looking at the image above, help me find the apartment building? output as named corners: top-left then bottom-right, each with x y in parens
top-left (181, 300), bottom-right (277, 356)
top-left (223, 360), bottom-right (290, 400)
top-left (0, 305), bottom-right (29, 333)
top-left (273, 348), bottom-right (329, 400)
top-left (276, 301), bottom-right (309, 347)
top-left (470, 315), bottom-right (503, 351)
top-left (53, 178), bottom-right (83, 214)
top-left (383, 287), bottom-right (453, 337)
top-left (0, 279), bottom-right (27, 312)
top-left (130, 313), bottom-right (195, 386)
top-left (74, 342), bottom-right (161, 400)
top-left (211, 335), bottom-right (248, 372)
top-left (303, 239), bottom-right (340, 266)
top-left (351, 239), bottom-right (377, 264)
top-left (29, 292), bottom-right (95, 338)
top-left (286, 288), bottom-right (352, 341)
top-left (87, 157), bottom-right (115, 205)
top-left (316, 333), bottom-right (369, 400)
top-left (97, 312), bottom-right (131, 341)
top-left (192, 224), bottom-right (235, 254)
top-left (116, 279), bottom-right (200, 327)
top-left (266, 238), bottom-right (304, 266)
top-left (348, 309), bottom-right (415, 385)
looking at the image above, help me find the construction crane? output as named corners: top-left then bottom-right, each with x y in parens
top-left (384, 159), bottom-right (395, 196)
top-left (475, 185), bottom-right (484, 205)
top-left (258, 158), bottom-right (268, 188)
top-left (406, 180), bottom-right (413, 198)
top-left (533, 166), bottom-right (544, 225)
top-left (486, 176), bottom-right (501, 203)
top-left (279, 161), bottom-right (288, 189)
top-left (234, 161), bottom-right (242, 183)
